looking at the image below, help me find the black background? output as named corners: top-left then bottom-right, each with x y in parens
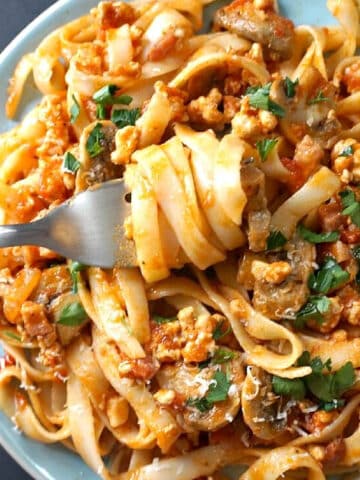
top-left (0, 3), bottom-right (57, 479)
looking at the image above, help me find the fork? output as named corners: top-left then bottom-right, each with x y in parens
top-left (0, 179), bottom-right (137, 268)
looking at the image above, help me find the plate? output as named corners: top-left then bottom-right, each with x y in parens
top-left (0, 1), bottom-right (340, 479)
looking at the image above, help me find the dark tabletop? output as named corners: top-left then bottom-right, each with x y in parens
top-left (0, 3), bottom-right (57, 479)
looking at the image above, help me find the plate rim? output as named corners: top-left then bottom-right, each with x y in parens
top-left (0, 3), bottom-right (71, 478)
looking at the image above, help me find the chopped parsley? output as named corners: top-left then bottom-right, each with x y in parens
top-left (93, 85), bottom-right (118, 104)
top-left (308, 256), bottom-right (350, 294)
top-left (272, 376), bottom-right (306, 400)
top-left (306, 361), bottom-right (355, 403)
top-left (4, 331), bottom-right (21, 342)
top-left (352, 245), bottom-right (360, 261)
top-left (256, 138), bottom-right (278, 162)
top-left (187, 371), bottom-right (231, 412)
top-left (283, 77), bottom-right (299, 98)
top-left (266, 230), bottom-right (287, 250)
top-left (93, 85), bottom-right (132, 106)
top-left (297, 224), bottom-right (339, 244)
top-left (295, 295), bottom-right (330, 329)
top-left (186, 397), bottom-right (212, 412)
top-left (70, 94), bottom-right (80, 123)
top-left (86, 123), bottom-right (105, 158)
top-left (96, 104), bottom-right (107, 120)
top-left (111, 108), bottom-right (141, 129)
top-left (308, 90), bottom-right (330, 105)
top-left (340, 189), bottom-right (360, 227)
top-left (58, 302), bottom-right (87, 326)
top-left (212, 320), bottom-right (231, 340)
top-left (152, 314), bottom-right (177, 325)
top-left (199, 348), bottom-right (235, 369)
top-left (213, 348), bottom-right (235, 364)
top-left (340, 145), bottom-right (354, 157)
top-left (69, 261), bottom-right (87, 294)
top-left (63, 152), bottom-right (80, 174)
top-left (273, 352), bottom-right (355, 405)
top-left (321, 399), bottom-right (345, 412)
top-left (93, 85), bottom-right (133, 120)
top-left (246, 83), bottom-right (285, 118)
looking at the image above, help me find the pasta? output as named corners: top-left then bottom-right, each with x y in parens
top-left (2, 0), bottom-right (360, 478)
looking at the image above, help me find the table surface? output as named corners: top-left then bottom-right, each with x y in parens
top-left (0, 3), bottom-right (57, 478)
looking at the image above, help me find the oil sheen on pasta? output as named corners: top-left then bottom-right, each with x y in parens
top-left (1, 0), bottom-right (360, 479)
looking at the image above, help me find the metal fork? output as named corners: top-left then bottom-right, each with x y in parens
top-left (0, 180), bottom-right (137, 268)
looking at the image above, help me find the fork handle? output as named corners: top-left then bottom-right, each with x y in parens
top-left (0, 220), bottom-right (48, 248)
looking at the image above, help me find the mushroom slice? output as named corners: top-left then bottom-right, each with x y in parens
top-left (241, 366), bottom-right (289, 440)
top-left (31, 265), bottom-right (72, 305)
top-left (252, 235), bottom-right (315, 320)
top-left (157, 355), bottom-right (244, 432)
top-left (76, 120), bottom-right (123, 192)
top-left (270, 68), bottom-right (341, 148)
top-left (214, 1), bottom-right (295, 60)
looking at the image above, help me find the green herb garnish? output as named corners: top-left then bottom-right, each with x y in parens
top-left (284, 77), bottom-right (299, 98)
top-left (306, 361), bottom-right (355, 402)
top-left (246, 83), bottom-right (285, 118)
top-left (297, 224), bottom-right (339, 244)
top-left (70, 94), bottom-right (80, 124)
top-left (63, 152), bottom-right (80, 174)
top-left (69, 262), bottom-right (87, 294)
top-left (152, 314), bottom-right (177, 325)
top-left (186, 397), bottom-right (212, 412)
top-left (320, 399), bottom-right (345, 412)
top-left (212, 320), bottom-right (231, 340)
top-left (96, 104), bottom-right (107, 120)
top-left (340, 145), bottom-right (354, 157)
top-left (308, 90), bottom-right (330, 105)
top-left (266, 230), bottom-right (287, 250)
top-left (256, 138), bottom-right (278, 162)
top-left (93, 85), bottom-right (133, 120)
top-left (206, 371), bottom-right (231, 403)
top-left (93, 85), bottom-right (118, 104)
top-left (212, 348), bottom-right (235, 364)
top-left (93, 85), bottom-right (132, 106)
top-left (352, 245), bottom-right (360, 261)
top-left (187, 371), bottom-right (231, 412)
top-left (272, 376), bottom-right (306, 400)
top-left (295, 352), bottom-right (355, 403)
top-left (111, 108), bottom-right (141, 129)
top-left (86, 123), bottom-right (105, 158)
top-left (58, 302), bottom-right (87, 326)
top-left (295, 295), bottom-right (330, 329)
top-left (4, 331), bottom-right (21, 342)
top-left (340, 189), bottom-right (360, 227)
top-left (308, 257), bottom-right (350, 294)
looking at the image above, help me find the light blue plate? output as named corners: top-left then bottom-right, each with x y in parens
top-left (0, 1), bottom-right (341, 479)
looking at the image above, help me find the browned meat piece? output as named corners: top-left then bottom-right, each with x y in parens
top-left (147, 29), bottom-right (178, 62)
top-left (323, 438), bottom-right (346, 465)
top-left (21, 301), bottom-right (64, 370)
top-left (22, 301), bottom-right (56, 347)
top-left (214, 0), bottom-right (295, 60)
top-left (318, 201), bottom-right (345, 233)
top-left (96, 2), bottom-right (136, 30)
top-left (293, 135), bottom-right (324, 177)
top-left (252, 237), bottom-right (315, 319)
top-left (338, 285), bottom-right (360, 326)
